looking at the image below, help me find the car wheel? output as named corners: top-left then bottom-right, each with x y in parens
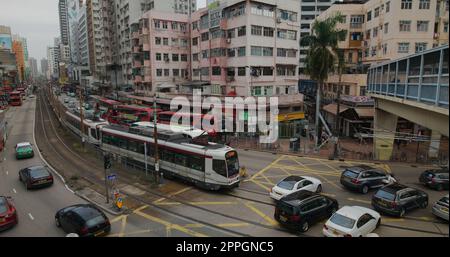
top-left (55, 217), bottom-right (61, 227)
top-left (316, 185), bottom-right (322, 193)
top-left (300, 221), bottom-right (309, 232)
top-left (361, 185), bottom-right (369, 194)
top-left (399, 208), bottom-right (406, 217)
top-left (19, 175), bottom-right (22, 182)
top-left (420, 200), bottom-right (428, 209)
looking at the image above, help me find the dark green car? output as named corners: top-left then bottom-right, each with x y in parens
top-left (15, 142), bottom-right (34, 159)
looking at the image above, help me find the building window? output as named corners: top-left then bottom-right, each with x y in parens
top-left (350, 15), bottom-right (364, 28)
top-left (171, 22), bottom-right (178, 30)
top-left (163, 53), bottom-right (169, 61)
top-left (251, 46), bottom-right (262, 56)
top-left (163, 38), bottom-right (169, 45)
top-left (366, 29), bottom-right (371, 39)
top-left (277, 29), bottom-right (297, 40)
top-left (398, 42), bottom-right (410, 53)
top-left (348, 52), bottom-right (353, 63)
top-left (277, 9), bottom-right (297, 22)
top-left (238, 67), bottom-right (246, 76)
top-left (401, 0), bottom-right (412, 9)
top-left (263, 27), bottom-right (274, 37)
top-left (180, 23), bottom-right (187, 31)
top-left (156, 53), bottom-right (161, 61)
top-left (228, 48), bottom-right (236, 57)
top-left (444, 22), bottom-right (449, 33)
top-left (172, 38), bottom-right (179, 46)
top-left (238, 47), bottom-right (246, 57)
top-left (202, 50), bottom-right (209, 59)
top-left (192, 37), bottom-right (198, 46)
top-left (417, 21), bottom-right (429, 32)
top-left (181, 54), bottom-right (187, 62)
top-left (164, 69), bottom-right (169, 76)
top-left (154, 20), bottom-right (160, 29)
top-left (374, 7), bottom-right (380, 17)
top-left (201, 32), bottom-right (209, 41)
top-left (173, 69), bottom-right (179, 77)
top-left (227, 29), bottom-right (235, 38)
top-left (251, 4), bottom-right (274, 17)
top-left (201, 67), bottom-right (209, 76)
top-left (399, 20), bottom-right (411, 32)
top-left (162, 21), bottom-right (168, 29)
top-left (237, 26), bottom-right (246, 37)
top-left (192, 53), bottom-right (199, 61)
top-left (367, 11), bottom-right (372, 21)
top-left (373, 27), bottom-right (378, 37)
top-left (251, 25), bottom-right (262, 36)
top-left (383, 43), bottom-right (388, 55)
top-left (419, 0), bottom-right (430, 9)
top-left (172, 54), bottom-right (179, 62)
top-left (155, 37), bottom-right (161, 45)
top-left (344, 85), bottom-right (350, 95)
top-left (415, 42), bottom-right (427, 53)
top-left (212, 66), bottom-right (221, 76)
top-left (180, 39), bottom-right (188, 47)
top-left (156, 69), bottom-right (162, 76)
top-left (386, 1), bottom-right (390, 12)
top-left (192, 21), bottom-right (198, 30)
top-left (371, 46), bottom-right (377, 56)
top-left (384, 23), bottom-right (389, 34)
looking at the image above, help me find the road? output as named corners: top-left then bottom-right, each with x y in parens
top-left (0, 96), bottom-right (86, 237)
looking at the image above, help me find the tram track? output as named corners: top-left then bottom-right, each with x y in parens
top-left (36, 89), bottom-right (301, 237)
top-left (37, 89), bottom-right (449, 237)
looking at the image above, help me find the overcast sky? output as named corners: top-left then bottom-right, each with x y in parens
top-left (0, 0), bottom-right (207, 69)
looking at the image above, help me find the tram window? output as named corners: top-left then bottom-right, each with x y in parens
top-left (90, 128), bottom-right (98, 139)
top-left (189, 155), bottom-right (205, 172)
top-left (162, 150), bottom-right (174, 162)
top-left (128, 140), bottom-right (138, 152)
top-left (213, 160), bottom-right (227, 177)
top-left (137, 142), bottom-right (145, 154)
top-left (174, 153), bottom-right (188, 166)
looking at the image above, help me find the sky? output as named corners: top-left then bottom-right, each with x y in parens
top-left (0, 0), bottom-right (207, 70)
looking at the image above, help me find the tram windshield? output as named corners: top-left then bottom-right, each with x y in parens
top-left (226, 151), bottom-right (240, 177)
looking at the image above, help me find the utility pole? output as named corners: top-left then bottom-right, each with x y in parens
top-left (79, 86), bottom-right (85, 150)
top-left (153, 95), bottom-right (160, 184)
top-left (104, 153), bottom-right (111, 204)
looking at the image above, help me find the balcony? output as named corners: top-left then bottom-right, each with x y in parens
top-left (132, 46), bottom-right (140, 53)
top-left (134, 75), bottom-right (143, 83)
top-left (133, 60), bottom-right (142, 68)
top-left (143, 43), bottom-right (150, 51)
top-left (143, 60), bottom-right (151, 67)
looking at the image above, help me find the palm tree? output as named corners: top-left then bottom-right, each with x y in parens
top-left (300, 12), bottom-right (347, 150)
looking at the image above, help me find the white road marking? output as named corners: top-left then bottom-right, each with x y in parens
top-left (12, 188), bottom-right (17, 194)
top-left (5, 171), bottom-right (8, 175)
top-left (28, 213), bottom-right (35, 220)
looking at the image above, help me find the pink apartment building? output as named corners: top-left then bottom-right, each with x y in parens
top-left (131, 0), bottom-right (304, 114)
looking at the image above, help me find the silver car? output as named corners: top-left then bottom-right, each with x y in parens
top-left (432, 195), bottom-right (449, 221)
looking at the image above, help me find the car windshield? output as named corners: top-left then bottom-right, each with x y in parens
top-left (375, 189), bottom-right (396, 201)
top-left (277, 201), bottom-right (296, 215)
top-left (85, 215), bottom-right (106, 227)
top-left (17, 145), bottom-right (31, 151)
top-left (330, 213), bottom-right (356, 229)
top-left (343, 169), bottom-right (358, 178)
top-left (0, 198), bottom-right (8, 214)
top-left (439, 197), bottom-right (449, 205)
top-left (29, 167), bottom-right (50, 178)
top-left (277, 180), bottom-right (296, 190)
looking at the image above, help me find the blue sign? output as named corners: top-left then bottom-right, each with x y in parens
top-left (107, 174), bottom-right (117, 180)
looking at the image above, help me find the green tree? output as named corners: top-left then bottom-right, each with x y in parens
top-left (300, 12), bottom-right (347, 150)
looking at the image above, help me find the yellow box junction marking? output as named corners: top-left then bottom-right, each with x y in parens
top-left (243, 202), bottom-right (277, 226)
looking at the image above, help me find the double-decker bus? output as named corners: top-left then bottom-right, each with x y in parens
top-left (9, 91), bottom-right (22, 106)
top-left (108, 105), bottom-right (161, 126)
top-left (100, 124), bottom-right (240, 190)
top-left (89, 96), bottom-right (121, 119)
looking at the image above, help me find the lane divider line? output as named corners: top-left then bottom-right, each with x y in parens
top-left (12, 188), bottom-right (16, 194)
top-left (28, 213), bottom-right (34, 220)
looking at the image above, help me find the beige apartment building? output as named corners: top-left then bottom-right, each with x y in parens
top-left (317, 0), bottom-right (449, 101)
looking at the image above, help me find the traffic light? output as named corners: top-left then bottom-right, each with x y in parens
top-left (104, 154), bottom-right (112, 170)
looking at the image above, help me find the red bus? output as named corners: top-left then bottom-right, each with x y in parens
top-left (108, 105), bottom-right (161, 126)
top-left (9, 91), bottom-right (22, 106)
top-left (89, 96), bottom-right (121, 119)
top-left (157, 111), bottom-right (219, 135)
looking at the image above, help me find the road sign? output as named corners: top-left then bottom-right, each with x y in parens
top-left (107, 174), bottom-right (117, 181)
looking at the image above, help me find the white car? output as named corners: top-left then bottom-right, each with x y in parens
top-left (270, 175), bottom-right (322, 200)
top-left (323, 206), bottom-right (381, 237)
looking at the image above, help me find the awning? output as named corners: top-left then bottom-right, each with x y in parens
top-left (157, 83), bottom-right (177, 89)
top-left (354, 108), bottom-right (374, 118)
top-left (277, 112), bottom-right (305, 122)
top-left (181, 81), bottom-right (210, 87)
top-left (322, 104), bottom-right (349, 115)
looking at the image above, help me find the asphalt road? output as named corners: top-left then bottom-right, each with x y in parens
top-left (0, 96), bottom-right (87, 237)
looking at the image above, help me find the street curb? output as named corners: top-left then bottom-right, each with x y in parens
top-left (74, 191), bottom-right (123, 216)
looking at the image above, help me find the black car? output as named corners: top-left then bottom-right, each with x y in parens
top-left (340, 165), bottom-right (389, 194)
top-left (19, 166), bottom-right (53, 190)
top-left (371, 183), bottom-right (428, 217)
top-left (55, 204), bottom-right (110, 237)
top-left (274, 190), bottom-right (338, 232)
top-left (419, 168), bottom-right (449, 191)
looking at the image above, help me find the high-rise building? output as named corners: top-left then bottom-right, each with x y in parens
top-left (11, 40), bottom-right (25, 82)
top-left (47, 46), bottom-right (58, 79)
top-left (299, 0), bottom-right (338, 73)
top-left (59, 0), bottom-right (70, 45)
top-left (28, 57), bottom-right (38, 79)
top-left (40, 58), bottom-right (49, 77)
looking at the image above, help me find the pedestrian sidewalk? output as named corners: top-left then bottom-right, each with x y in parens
top-left (75, 187), bottom-right (128, 216)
